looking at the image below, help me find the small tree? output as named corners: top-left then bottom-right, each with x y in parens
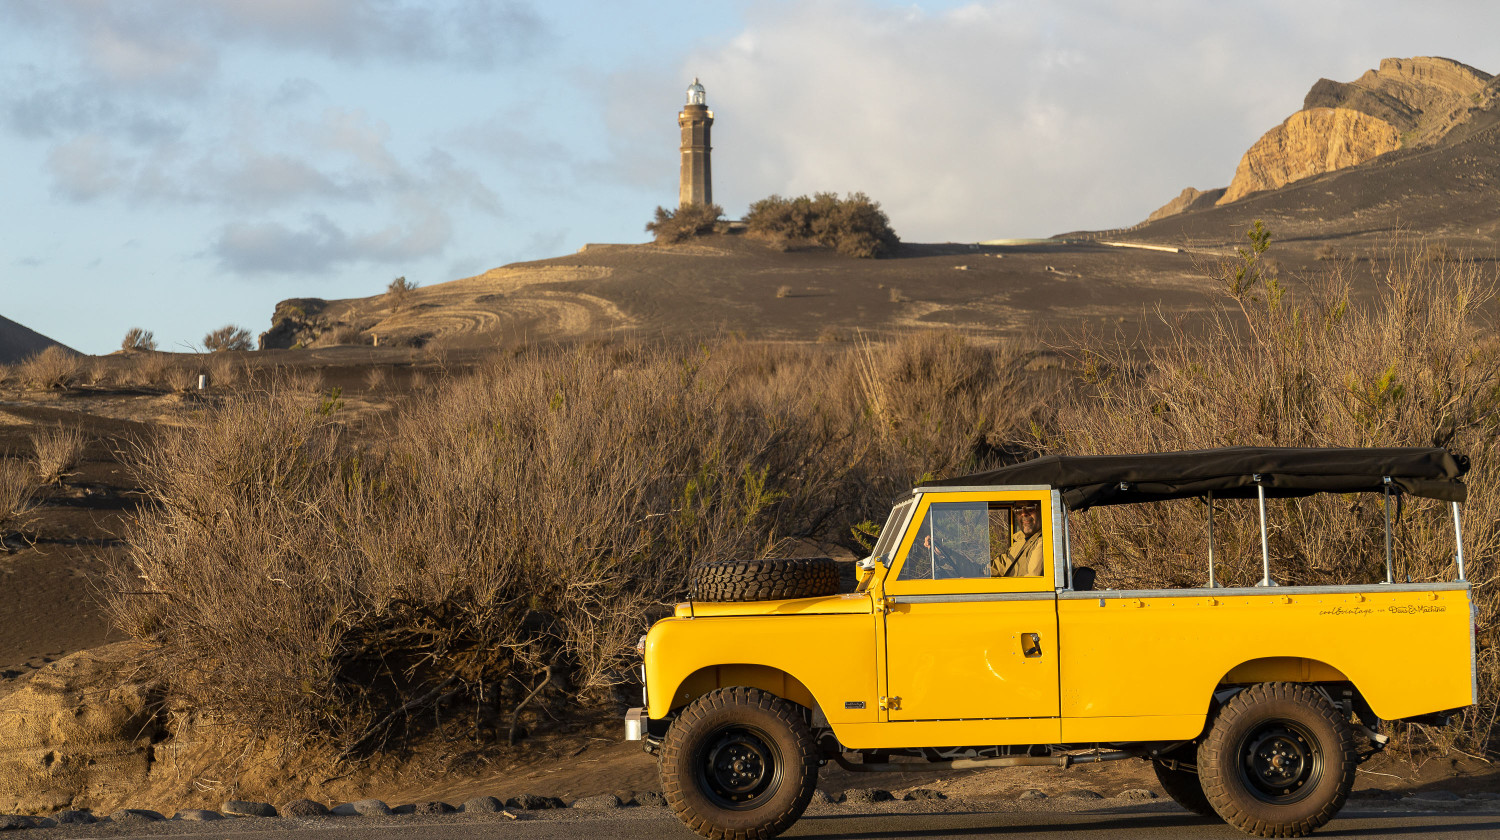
top-left (121, 327), bottom-right (157, 353)
top-left (203, 325), bottom-right (254, 352)
top-left (386, 276), bottom-right (419, 309)
top-left (646, 203), bottom-right (725, 244)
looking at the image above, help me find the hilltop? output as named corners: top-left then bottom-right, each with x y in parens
top-left (257, 236), bottom-right (1226, 352)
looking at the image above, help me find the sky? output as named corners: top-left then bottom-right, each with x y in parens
top-left (4, 1), bottom-right (1500, 355)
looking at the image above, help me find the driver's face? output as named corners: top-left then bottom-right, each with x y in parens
top-left (1018, 505), bottom-right (1040, 536)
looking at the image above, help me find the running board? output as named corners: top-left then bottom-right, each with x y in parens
top-left (832, 749), bottom-right (1136, 773)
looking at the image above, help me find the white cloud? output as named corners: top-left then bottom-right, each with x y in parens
top-left (46, 136), bottom-right (126, 201)
top-left (211, 200), bottom-right (454, 275)
top-left (670, 0), bottom-right (1500, 239)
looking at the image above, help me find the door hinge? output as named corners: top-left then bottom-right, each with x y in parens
top-left (879, 696), bottom-right (901, 711)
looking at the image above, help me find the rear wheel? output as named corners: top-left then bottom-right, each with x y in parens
top-left (1198, 683), bottom-right (1356, 837)
top-left (659, 687), bottom-right (819, 839)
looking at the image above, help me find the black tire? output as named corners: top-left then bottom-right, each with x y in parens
top-left (659, 687), bottom-right (819, 840)
top-left (690, 558), bottom-right (839, 602)
top-left (1198, 683), bottom-right (1357, 837)
top-left (1152, 748), bottom-right (1219, 818)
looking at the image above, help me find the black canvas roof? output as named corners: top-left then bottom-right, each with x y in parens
top-left (926, 447), bottom-right (1468, 510)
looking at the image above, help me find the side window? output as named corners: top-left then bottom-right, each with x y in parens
top-left (898, 500), bottom-right (1047, 580)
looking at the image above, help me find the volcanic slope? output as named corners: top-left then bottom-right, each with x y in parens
top-left (0, 314), bottom-right (74, 365)
top-left (261, 236), bottom-right (1223, 351)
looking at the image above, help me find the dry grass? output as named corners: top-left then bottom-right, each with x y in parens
top-left (205, 353), bottom-right (245, 389)
top-left (1046, 233), bottom-right (1500, 751)
top-left (17, 346), bottom-right (80, 390)
top-left (364, 367), bottom-right (389, 391)
top-left (106, 334), bottom-right (1057, 752)
top-left (118, 351), bottom-right (175, 388)
top-left (31, 424), bottom-right (86, 485)
top-left (0, 459), bottom-right (34, 536)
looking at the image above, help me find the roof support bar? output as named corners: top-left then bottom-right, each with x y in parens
top-left (1206, 491), bottom-right (1217, 588)
top-left (1453, 501), bottom-right (1466, 582)
top-left (1254, 475), bottom-right (1274, 586)
top-left (1383, 477), bottom-right (1395, 585)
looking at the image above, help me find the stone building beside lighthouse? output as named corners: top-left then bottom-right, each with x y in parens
top-left (678, 78), bottom-right (713, 208)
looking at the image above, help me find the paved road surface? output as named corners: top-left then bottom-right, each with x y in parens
top-left (22, 805), bottom-right (1500, 839)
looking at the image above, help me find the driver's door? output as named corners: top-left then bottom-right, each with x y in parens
top-left (880, 491), bottom-right (1060, 737)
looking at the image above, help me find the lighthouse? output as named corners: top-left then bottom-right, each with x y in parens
top-left (678, 78), bottom-right (713, 208)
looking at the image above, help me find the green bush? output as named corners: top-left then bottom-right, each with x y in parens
top-left (745, 192), bottom-right (899, 258)
top-left (645, 203), bottom-right (725, 244)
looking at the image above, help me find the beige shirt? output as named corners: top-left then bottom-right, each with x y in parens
top-left (991, 530), bottom-right (1044, 577)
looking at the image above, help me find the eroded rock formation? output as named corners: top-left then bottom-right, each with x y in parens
top-left (1217, 57), bottom-right (1493, 206)
top-left (1145, 56), bottom-right (1494, 221)
top-left (1218, 108), bottom-right (1402, 204)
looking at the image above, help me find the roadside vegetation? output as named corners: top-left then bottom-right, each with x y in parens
top-left (106, 333), bottom-right (1054, 753)
top-left (103, 229), bottom-right (1499, 759)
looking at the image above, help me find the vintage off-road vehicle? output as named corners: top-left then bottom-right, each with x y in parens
top-left (626, 447), bottom-right (1477, 839)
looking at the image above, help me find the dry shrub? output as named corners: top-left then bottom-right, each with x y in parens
top-left (203, 325), bottom-right (254, 352)
top-left (118, 351), bottom-right (175, 388)
top-left (646, 203), bottom-right (724, 244)
top-left (205, 353), bottom-right (245, 389)
top-left (0, 459), bottom-right (34, 536)
top-left (121, 327), bottom-right (157, 353)
top-left (18, 346), bottom-right (80, 390)
top-left (1049, 228), bottom-right (1500, 751)
top-left (108, 334), bottom-right (1058, 750)
top-left (364, 367), bottom-right (389, 391)
top-left (83, 357), bottom-right (113, 387)
top-left (31, 424), bottom-right (86, 485)
top-left (323, 324), bottom-right (365, 346)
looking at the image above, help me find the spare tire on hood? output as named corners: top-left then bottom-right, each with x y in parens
top-left (689, 557), bottom-right (840, 602)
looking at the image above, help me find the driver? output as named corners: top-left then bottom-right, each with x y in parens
top-left (991, 502), bottom-right (1044, 577)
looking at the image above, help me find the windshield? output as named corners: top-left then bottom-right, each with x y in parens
top-left (868, 498), bottom-right (915, 565)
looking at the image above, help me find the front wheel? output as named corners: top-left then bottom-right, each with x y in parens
top-left (1198, 683), bottom-right (1356, 837)
top-left (659, 687), bottom-right (819, 840)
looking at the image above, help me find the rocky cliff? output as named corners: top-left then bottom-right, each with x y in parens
top-left (1145, 57), bottom-right (1494, 221)
top-left (1215, 57), bottom-right (1493, 206)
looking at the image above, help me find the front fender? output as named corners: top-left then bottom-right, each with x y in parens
top-left (645, 602), bottom-right (879, 725)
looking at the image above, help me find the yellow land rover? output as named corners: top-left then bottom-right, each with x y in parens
top-left (626, 447), bottom-right (1476, 839)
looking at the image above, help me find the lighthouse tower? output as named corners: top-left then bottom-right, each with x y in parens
top-left (678, 78), bottom-right (713, 208)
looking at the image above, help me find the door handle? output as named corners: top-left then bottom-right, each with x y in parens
top-left (1021, 632), bottom-right (1042, 658)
